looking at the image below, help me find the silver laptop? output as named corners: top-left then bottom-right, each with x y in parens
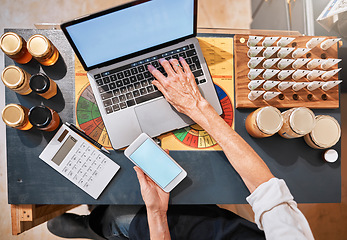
top-left (61, 0), bottom-right (222, 149)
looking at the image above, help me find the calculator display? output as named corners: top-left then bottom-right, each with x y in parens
top-left (52, 135), bottom-right (77, 166)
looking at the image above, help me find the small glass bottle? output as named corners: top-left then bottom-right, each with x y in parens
top-left (1, 65), bottom-right (32, 95)
top-left (0, 32), bottom-right (32, 64)
top-left (304, 115), bottom-right (340, 149)
top-left (28, 106), bottom-right (61, 131)
top-left (2, 104), bottom-right (33, 130)
top-left (278, 107), bottom-right (316, 139)
top-left (27, 34), bottom-right (59, 66)
top-left (29, 73), bottom-right (58, 99)
top-left (245, 106), bottom-right (283, 138)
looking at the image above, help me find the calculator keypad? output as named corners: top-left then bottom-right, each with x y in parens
top-left (61, 143), bottom-right (109, 190)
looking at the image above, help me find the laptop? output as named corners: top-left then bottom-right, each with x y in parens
top-left (61, 0), bottom-right (222, 149)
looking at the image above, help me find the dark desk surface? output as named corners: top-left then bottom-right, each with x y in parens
top-left (6, 29), bottom-right (341, 204)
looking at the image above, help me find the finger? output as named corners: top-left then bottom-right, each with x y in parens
top-left (179, 57), bottom-right (200, 91)
top-left (148, 65), bottom-right (166, 82)
top-left (134, 166), bottom-right (150, 188)
top-left (169, 58), bottom-right (184, 75)
top-left (159, 58), bottom-right (176, 76)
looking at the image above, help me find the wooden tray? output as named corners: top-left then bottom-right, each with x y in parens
top-left (234, 34), bottom-right (340, 109)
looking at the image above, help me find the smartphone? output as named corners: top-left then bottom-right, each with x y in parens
top-left (124, 133), bottom-right (187, 192)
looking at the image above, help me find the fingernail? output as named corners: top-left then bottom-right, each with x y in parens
top-left (147, 65), bottom-right (155, 71)
top-left (179, 57), bottom-right (184, 61)
top-left (159, 58), bottom-right (165, 63)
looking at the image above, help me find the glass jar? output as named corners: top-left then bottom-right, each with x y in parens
top-left (28, 106), bottom-right (61, 131)
top-left (245, 106), bottom-right (283, 138)
top-left (27, 34), bottom-right (59, 66)
top-left (2, 104), bottom-right (33, 130)
top-left (1, 65), bottom-right (32, 95)
top-left (278, 107), bottom-right (316, 139)
top-left (304, 115), bottom-right (340, 149)
top-left (0, 32), bottom-right (32, 64)
top-left (29, 73), bottom-right (57, 99)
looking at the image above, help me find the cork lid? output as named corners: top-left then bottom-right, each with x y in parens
top-left (2, 104), bottom-right (25, 127)
top-left (256, 106), bottom-right (283, 134)
top-left (1, 66), bottom-right (24, 89)
top-left (290, 107), bottom-right (316, 135)
top-left (0, 32), bottom-right (22, 55)
top-left (27, 34), bottom-right (49, 57)
top-left (310, 115), bottom-right (341, 148)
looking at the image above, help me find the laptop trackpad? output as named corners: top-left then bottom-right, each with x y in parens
top-left (134, 99), bottom-right (192, 137)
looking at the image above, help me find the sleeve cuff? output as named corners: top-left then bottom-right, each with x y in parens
top-left (246, 178), bottom-right (297, 229)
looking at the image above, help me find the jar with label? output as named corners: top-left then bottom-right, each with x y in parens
top-left (278, 107), bottom-right (316, 139)
top-left (29, 73), bottom-right (57, 99)
top-left (0, 32), bottom-right (32, 64)
top-left (245, 106), bottom-right (283, 138)
top-left (304, 115), bottom-right (341, 149)
top-left (1, 65), bottom-right (32, 95)
top-left (2, 104), bottom-right (33, 130)
top-left (28, 106), bottom-right (61, 131)
top-left (27, 34), bottom-right (59, 66)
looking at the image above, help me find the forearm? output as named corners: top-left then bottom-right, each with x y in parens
top-left (190, 100), bottom-right (274, 193)
top-left (147, 210), bottom-right (171, 240)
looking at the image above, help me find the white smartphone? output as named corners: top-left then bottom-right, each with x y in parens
top-left (124, 133), bottom-right (187, 192)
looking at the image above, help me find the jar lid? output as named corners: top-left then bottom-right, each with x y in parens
top-left (289, 107), bottom-right (316, 135)
top-left (0, 32), bottom-right (22, 55)
top-left (29, 106), bottom-right (52, 128)
top-left (1, 104), bottom-right (25, 127)
top-left (27, 34), bottom-right (49, 57)
top-left (256, 106), bottom-right (283, 134)
top-left (323, 149), bottom-right (338, 163)
top-left (30, 73), bottom-right (50, 93)
top-left (1, 66), bottom-right (24, 89)
top-left (310, 115), bottom-right (341, 148)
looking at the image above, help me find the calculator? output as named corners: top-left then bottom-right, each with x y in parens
top-left (39, 124), bottom-right (120, 199)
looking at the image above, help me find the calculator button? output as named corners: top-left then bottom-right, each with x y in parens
top-left (92, 171), bottom-right (99, 177)
top-left (87, 157), bottom-right (93, 163)
top-left (71, 155), bottom-right (78, 162)
top-left (78, 169), bottom-right (84, 175)
top-left (88, 177), bottom-right (94, 183)
top-left (73, 175), bottom-right (79, 181)
top-left (86, 147), bottom-right (92, 154)
top-left (76, 148), bottom-right (83, 156)
top-left (91, 151), bottom-right (98, 158)
top-left (79, 143), bottom-right (87, 151)
top-left (78, 178), bottom-right (85, 186)
top-left (67, 171), bottom-right (74, 178)
top-left (67, 161), bottom-right (73, 167)
top-left (87, 167), bottom-right (94, 174)
top-left (62, 167), bottom-right (69, 174)
top-left (84, 182), bottom-right (90, 189)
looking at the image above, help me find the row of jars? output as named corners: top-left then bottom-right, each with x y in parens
top-left (0, 32), bottom-right (59, 66)
top-left (1, 65), bottom-right (57, 99)
top-left (2, 104), bottom-right (60, 132)
top-left (245, 106), bottom-right (341, 150)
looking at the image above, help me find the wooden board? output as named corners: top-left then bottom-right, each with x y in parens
top-left (234, 34), bottom-right (340, 109)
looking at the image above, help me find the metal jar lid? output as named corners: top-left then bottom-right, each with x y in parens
top-left (310, 115), bottom-right (341, 149)
top-left (2, 104), bottom-right (25, 127)
top-left (1, 65), bottom-right (25, 89)
top-left (256, 106), bottom-right (283, 135)
top-left (289, 107), bottom-right (316, 135)
top-left (27, 34), bottom-right (50, 58)
top-left (0, 32), bottom-right (22, 55)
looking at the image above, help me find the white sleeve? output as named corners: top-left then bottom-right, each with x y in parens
top-left (246, 178), bottom-right (315, 240)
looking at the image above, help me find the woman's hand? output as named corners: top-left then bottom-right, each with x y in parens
top-left (134, 165), bottom-right (169, 214)
top-left (148, 57), bottom-right (209, 119)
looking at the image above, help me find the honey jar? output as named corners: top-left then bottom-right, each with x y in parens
top-left (28, 106), bottom-right (61, 131)
top-left (0, 32), bottom-right (32, 64)
top-left (304, 115), bottom-right (341, 149)
top-left (278, 107), bottom-right (316, 139)
top-left (245, 106), bottom-right (283, 138)
top-left (2, 104), bottom-right (33, 130)
top-left (27, 34), bottom-right (59, 66)
top-left (1, 65), bottom-right (32, 95)
top-left (29, 73), bottom-right (57, 99)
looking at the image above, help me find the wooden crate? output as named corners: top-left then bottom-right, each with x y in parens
top-left (234, 34), bottom-right (340, 109)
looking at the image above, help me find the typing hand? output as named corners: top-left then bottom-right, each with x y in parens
top-left (148, 57), bottom-right (209, 120)
top-left (134, 165), bottom-right (169, 214)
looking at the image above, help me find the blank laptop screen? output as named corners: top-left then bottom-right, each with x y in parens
top-left (65, 0), bottom-right (194, 69)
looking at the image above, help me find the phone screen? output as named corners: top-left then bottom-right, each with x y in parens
top-left (130, 139), bottom-right (182, 188)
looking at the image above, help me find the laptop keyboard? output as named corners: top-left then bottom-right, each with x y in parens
top-left (93, 44), bottom-right (207, 114)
